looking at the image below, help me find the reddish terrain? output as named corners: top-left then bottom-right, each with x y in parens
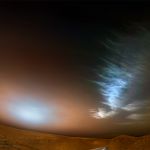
top-left (0, 124), bottom-right (149, 150)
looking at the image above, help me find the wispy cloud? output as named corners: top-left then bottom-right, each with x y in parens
top-left (122, 102), bottom-right (140, 111)
top-left (90, 108), bottom-right (117, 119)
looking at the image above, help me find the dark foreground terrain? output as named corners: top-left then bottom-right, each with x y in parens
top-left (0, 124), bottom-right (149, 150)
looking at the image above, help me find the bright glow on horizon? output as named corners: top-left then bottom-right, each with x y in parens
top-left (9, 98), bottom-right (55, 126)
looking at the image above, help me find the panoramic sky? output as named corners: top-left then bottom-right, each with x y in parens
top-left (0, 2), bottom-right (150, 138)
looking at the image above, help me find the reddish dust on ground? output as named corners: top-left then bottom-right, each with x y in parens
top-left (0, 124), bottom-right (149, 150)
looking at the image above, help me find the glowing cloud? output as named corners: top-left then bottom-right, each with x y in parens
top-left (97, 64), bottom-right (133, 109)
top-left (90, 108), bottom-right (117, 119)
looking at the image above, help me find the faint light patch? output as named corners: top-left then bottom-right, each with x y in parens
top-left (116, 121), bottom-right (133, 125)
top-left (90, 108), bottom-right (117, 119)
top-left (127, 114), bottom-right (142, 120)
top-left (122, 103), bottom-right (140, 111)
top-left (9, 97), bottom-right (56, 126)
top-left (90, 147), bottom-right (108, 150)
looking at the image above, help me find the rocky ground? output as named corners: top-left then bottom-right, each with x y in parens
top-left (0, 124), bottom-right (149, 150)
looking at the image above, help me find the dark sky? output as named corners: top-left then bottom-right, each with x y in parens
top-left (0, 1), bottom-right (150, 138)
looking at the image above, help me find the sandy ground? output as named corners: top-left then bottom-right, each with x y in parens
top-left (0, 124), bottom-right (149, 150)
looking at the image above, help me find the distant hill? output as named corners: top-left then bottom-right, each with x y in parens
top-left (0, 124), bottom-right (149, 150)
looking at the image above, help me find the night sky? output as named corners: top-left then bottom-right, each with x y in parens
top-left (0, 1), bottom-right (150, 138)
